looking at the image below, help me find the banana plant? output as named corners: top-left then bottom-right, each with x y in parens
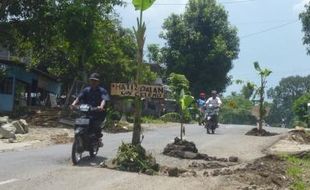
top-left (131, 0), bottom-right (156, 145)
top-left (178, 89), bottom-right (195, 140)
top-left (234, 62), bottom-right (271, 131)
top-left (253, 62), bottom-right (272, 131)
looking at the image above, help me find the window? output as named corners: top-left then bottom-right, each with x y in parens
top-left (0, 77), bottom-right (13, 94)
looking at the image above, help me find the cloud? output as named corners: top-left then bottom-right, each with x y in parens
top-left (294, 0), bottom-right (310, 12)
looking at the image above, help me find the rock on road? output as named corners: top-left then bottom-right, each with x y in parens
top-left (0, 124), bottom-right (288, 190)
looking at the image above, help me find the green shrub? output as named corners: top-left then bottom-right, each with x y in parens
top-left (219, 95), bottom-right (256, 125)
top-left (141, 116), bottom-right (166, 124)
top-left (113, 143), bottom-right (159, 174)
top-left (160, 112), bottom-right (180, 122)
top-left (293, 93), bottom-right (310, 126)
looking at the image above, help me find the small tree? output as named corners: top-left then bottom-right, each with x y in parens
top-left (131, 0), bottom-right (156, 145)
top-left (178, 90), bottom-right (194, 140)
top-left (253, 62), bottom-right (272, 131)
top-left (167, 73), bottom-right (193, 140)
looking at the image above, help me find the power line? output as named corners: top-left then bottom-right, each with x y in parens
top-left (235, 19), bottom-right (297, 25)
top-left (240, 20), bottom-right (299, 39)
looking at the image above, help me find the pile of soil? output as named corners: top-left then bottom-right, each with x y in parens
top-left (163, 137), bottom-right (239, 162)
top-left (288, 130), bottom-right (310, 144)
top-left (163, 137), bottom-right (199, 159)
top-left (231, 155), bottom-right (291, 189)
top-left (245, 128), bottom-right (278, 136)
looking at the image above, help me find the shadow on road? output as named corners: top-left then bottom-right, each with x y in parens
top-left (75, 156), bottom-right (108, 167)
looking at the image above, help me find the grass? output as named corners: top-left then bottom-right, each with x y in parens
top-left (284, 154), bottom-right (310, 190)
top-left (141, 116), bottom-right (166, 124)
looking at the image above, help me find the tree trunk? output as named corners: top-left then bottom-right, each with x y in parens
top-left (132, 97), bottom-right (142, 145)
top-left (258, 75), bottom-right (264, 131)
top-left (180, 122), bottom-right (184, 141)
top-left (132, 9), bottom-right (144, 145)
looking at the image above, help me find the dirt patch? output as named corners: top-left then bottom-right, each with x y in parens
top-left (287, 130), bottom-right (310, 144)
top-left (51, 133), bottom-right (74, 144)
top-left (25, 108), bottom-right (63, 128)
top-left (245, 128), bottom-right (278, 136)
top-left (230, 155), bottom-right (291, 190)
top-left (0, 127), bottom-right (74, 152)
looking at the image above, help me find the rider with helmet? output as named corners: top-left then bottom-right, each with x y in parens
top-left (197, 92), bottom-right (207, 125)
top-left (205, 90), bottom-right (222, 127)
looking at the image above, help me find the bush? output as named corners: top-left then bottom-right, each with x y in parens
top-left (293, 93), bottom-right (310, 126)
top-left (219, 95), bottom-right (256, 125)
top-left (160, 112), bottom-right (180, 122)
top-left (113, 143), bottom-right (159, 174)
top-left (141, 116), bottom-right (166, 124)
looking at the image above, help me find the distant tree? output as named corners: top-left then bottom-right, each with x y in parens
top-left (147, 44), bottom-right (166, 78)
top-left (219, 94), bottom-right (256, 125)
top-left (300, 3), bottom-right (310, 54)
top-left (0, 1), bottom-right (154, 90)
top-left (293, 92), bottom-right (310, 127)
top-left (241, 82), bottom-right (255, 100)
top-left (161, 0), bottom-right (239, 96)
top-left (167, 73), bottom-right (190, 100)
top-left (267, 75), bottom-right (310, 126)
top-left (147, 44), bottom-right (162, 64)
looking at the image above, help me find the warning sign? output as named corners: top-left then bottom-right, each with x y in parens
top-left (111, 83), bottom-right (164, 99)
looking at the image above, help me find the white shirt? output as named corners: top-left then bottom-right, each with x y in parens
top-left (205, 97), bottom-right (222, 107)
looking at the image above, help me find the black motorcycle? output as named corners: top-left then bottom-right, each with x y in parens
top-left (71, 104), bottom-right (102, 165)
top-left (204, 103), bottom-right (219, 134)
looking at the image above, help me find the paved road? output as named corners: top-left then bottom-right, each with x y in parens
top-left (0, 124), bottom-right (288, 190)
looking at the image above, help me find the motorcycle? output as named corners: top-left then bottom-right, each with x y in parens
top-left (71, 104), bottom-right (102, 165)
top-left (204, 103), bottom-right (219, 134)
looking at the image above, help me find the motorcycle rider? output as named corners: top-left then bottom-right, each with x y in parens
top-left (197, 92), bottom-right (207, 125)
top-left (71, 73), bottom-right (110, 147)
top-left (205, 90), bottom-right (222, 127)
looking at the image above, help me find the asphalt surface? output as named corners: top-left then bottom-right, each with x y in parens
top-left (0, 124), bottom-right (289, 190)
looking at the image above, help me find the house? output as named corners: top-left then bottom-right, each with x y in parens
top-left (0, 59), bottom-right (61, 112)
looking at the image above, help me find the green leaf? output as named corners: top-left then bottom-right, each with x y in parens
top-left (235, 79), bottom-right (244, 85)
top-left (261, 69), bottom-right (272, 77)
top-left (254, 62), bottom-right (261, 72)
top-left (180, 94), bottom-right (194, 111)
top-left (132, 0), bottom-right (156, 11)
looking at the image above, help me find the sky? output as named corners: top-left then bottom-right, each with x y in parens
top-left (116, 0), bottom-right (310, 95)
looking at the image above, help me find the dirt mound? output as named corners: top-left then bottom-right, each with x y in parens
top-left (245, 128), bottom-right (278, 136)
top-left (231, 155), bottom-right (291, 189)
top-left (163, 137), bottom-right (198, 158)
top-left (288, 130), bottom-right (310, 144)
top-left (163, 137), bottom-right (239, 163)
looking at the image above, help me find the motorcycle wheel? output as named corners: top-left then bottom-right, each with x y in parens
top-left (72, 138), bottom-right (83, 165)
top-left (89, 145), bottom-right (99, 158)
top-left (206, 124), bottom-right (210, 134)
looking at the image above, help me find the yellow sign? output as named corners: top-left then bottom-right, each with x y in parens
top-left (111, 83), bottom-right (164, 99)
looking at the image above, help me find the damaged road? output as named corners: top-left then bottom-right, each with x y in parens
top-left (0, 124), bottom-right (289, 190)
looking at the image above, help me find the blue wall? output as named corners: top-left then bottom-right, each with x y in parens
top-left (0, 76), bottom-right (15, 112)
top-left (0, 94), bottom-right (14, 112)
top-left (0, 62), bottom-right (61, 112)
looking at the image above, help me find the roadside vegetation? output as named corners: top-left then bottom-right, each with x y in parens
top-left (284, 154), bottom-right (310, 190)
